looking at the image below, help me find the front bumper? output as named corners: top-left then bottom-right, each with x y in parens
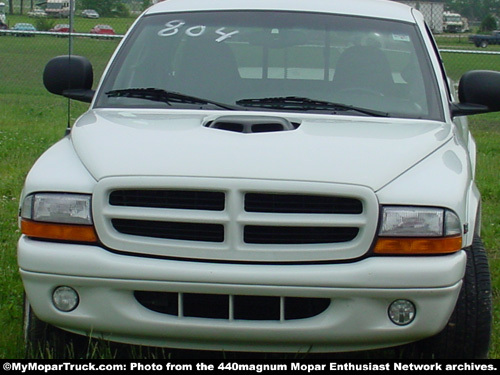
top-left (18, 237), bottom-right (465, 353)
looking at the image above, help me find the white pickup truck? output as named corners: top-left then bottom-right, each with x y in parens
top-left (19, 0), bottom-right (498, 358)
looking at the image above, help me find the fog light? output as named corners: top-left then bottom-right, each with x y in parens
top-left (388, 299), bottom-right (415, 326)
top-left (52, 286), bottom-right (79, 312)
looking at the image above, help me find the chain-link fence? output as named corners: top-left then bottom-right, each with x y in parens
top-left (0, 4), bottom-right (132, 96)
top-left (0, 2), bottom-right (499, 100)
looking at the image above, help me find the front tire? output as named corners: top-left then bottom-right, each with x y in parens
top-left (406, 236), bottom-right (492, 358)
top-left (23, 295), bottom-right (89, 358)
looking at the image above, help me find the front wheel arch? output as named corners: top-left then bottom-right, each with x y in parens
top-left (23, 294), bottom-right (90, 358)
top-left (402, 236), bottom-right (492, 358)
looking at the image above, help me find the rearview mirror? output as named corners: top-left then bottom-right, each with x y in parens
top-left (43, 55), bottom-right (95, 103)
top-left (452, 70), bottom-right (500, 116)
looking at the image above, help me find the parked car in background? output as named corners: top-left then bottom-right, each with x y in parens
top-left (27, 8), bottom-right (47, 17)
top-left (81, 9), bottom-right (99, 19)
top-left (12, 23), bottom-right (36, 36)
top-left (469, 30), bottom-right (500, 48)
top-left (90, 24), bottom-right (115, 37)
top-left (49, 24), bottom-right (74, 35)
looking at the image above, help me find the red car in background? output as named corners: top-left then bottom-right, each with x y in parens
top-left (90, 24), bottom-right (115, 38)
top-left (49, 24), bottom-right (74, 34)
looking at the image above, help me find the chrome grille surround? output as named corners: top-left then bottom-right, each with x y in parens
top-left (93, 177), bottom-right (379, 262)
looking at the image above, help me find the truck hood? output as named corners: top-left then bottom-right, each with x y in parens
top-left (71, 110), bottom-right (452, 191)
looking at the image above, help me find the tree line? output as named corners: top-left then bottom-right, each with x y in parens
top-left (445, 0), bottom-right (500, 21)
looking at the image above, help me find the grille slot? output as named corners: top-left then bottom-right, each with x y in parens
top-left (244, 226), bottom-right (359, 244)
top-left (134, 291), bottom-right (330, 321)
top-left (245, 193), bottom-right (362, 214)
top-left (110, 190), bottom-right (225, 211)
top-left (112, 219), bottom-right (224, 243)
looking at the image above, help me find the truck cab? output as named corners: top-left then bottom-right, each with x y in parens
top-left (44, 0), bottom-right (71, 18)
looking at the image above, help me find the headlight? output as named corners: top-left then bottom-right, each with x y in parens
top-left (20, 193), bottom-right (97, 243)
top-left (374, 206), bottom-right (462, 255)
top-left (21, 193), bottom-right (93, 225)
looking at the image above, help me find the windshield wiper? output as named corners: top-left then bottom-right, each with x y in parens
top-left (236, 96), bottom-right (389, 117)
top-left (106, 88), bottom-right (241, 111)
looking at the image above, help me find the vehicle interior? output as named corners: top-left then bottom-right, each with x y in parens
top-left (99, 11), bottom-right (442, 120)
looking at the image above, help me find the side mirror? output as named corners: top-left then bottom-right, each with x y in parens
top-left (452, 70), bottom-right (500, 116)
top-left (43, 55), bottom-right (95, 103)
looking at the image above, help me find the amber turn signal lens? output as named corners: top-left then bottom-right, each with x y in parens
top-left (21, 219), bottom-right (98, 243)
top-left (373, 236), bottom-right (462, 255)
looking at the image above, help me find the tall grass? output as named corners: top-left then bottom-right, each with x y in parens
top-left (0, 32), bottom-right (499, 359)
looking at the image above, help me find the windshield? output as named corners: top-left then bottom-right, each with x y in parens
top-left (96, 11), bottom-right (443, 120)
top-left (445, 16), bottom-right (462, 23)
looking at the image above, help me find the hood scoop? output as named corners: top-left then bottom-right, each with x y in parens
top-left (205, 115), bottom-right (299, 133)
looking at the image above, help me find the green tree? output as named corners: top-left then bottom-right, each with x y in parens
top-left (34, 17), bottom-right (55, 31)
top-left (445, 0), bottom-right (500, 21)
top-left (480, 13), bottom-right (498, 31)
top-left (78, 0), bottom-right (127, 17)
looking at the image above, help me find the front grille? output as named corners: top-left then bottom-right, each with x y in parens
top-left (134, 291), bottom-right (330, 321)
top-left (94, 177), bottom-right (378, 262)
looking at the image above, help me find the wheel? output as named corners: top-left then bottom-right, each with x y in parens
top-left (480, 40), bottom-right (489, 48)
top-left (23, 294), bottom-right (89, 358)
top-left (403, 236), bottom-right (492, 359)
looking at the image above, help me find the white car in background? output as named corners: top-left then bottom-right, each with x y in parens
top-left (81, 9), bottom-right (99, 19)
top-left (27, 8), bottom-right (47, 17)
top-left (21, 0), bottom-right (498, 358)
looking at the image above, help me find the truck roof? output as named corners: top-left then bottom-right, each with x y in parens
top-left (145, 0), bottom-right (416, 23)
